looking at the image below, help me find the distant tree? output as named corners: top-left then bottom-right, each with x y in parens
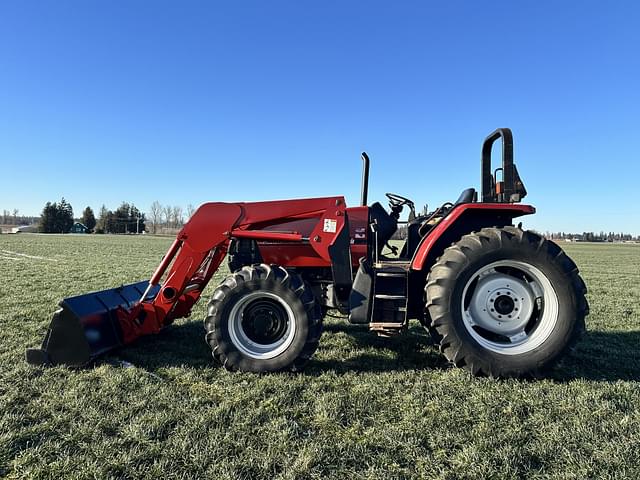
top-left (12, 209), bottom-right (18, 225)
top-left (82, 206), bottom-right (96, 231)
top-left (129, 204), bottom-right (145, 233)
top-left (57, 198), bottom-right (74, 233)
top-left (39, 202), bottom-right (56, 233)
top-left (186, 204), bottom-right (195, 221)
top-left (172, 205), bottom-right (183, 228)
top-left (114, 202), bottom-right (130, 234)
top-left (112, 202), bottom-right (145, 233)
top-left (96, 204), bottom-right (110, 233)
top-left (38, 198), bottom-right (73, 233)
top-left (105, 210), bottom-right (117, 233)
top-left (162, 205), bottom-right (173, 229)
top-left (149, 201), bottom-right (162, 234)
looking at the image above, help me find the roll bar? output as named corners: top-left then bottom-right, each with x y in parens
top-left (481, 128), bottom-right (526, 203)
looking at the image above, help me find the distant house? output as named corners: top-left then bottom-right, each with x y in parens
top-left (70, 222), bottom-right (89, 234)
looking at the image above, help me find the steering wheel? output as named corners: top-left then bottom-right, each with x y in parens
top-left (385, 192), bottom-right (413, 208)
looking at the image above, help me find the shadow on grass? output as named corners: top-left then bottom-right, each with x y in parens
top-left (112, 321), bottom-right (213, 370)
top-left (306, 322), bottom-right (449, 374)
top-left (552, 330), bottom-right (640, 382)
top-left (111, 320), bottom-right (449, 374)
top-left (110, 321), bottom-right (640, 381)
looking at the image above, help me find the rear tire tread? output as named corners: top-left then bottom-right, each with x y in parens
top-left (424, 227), bottom-right (588, 378)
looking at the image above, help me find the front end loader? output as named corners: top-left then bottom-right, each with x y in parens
top-left (27, 128), bottom-right (588, 378)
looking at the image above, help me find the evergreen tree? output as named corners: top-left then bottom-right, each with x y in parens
top-left (130, 204), bottom-right (146, 233)
top-left (56, 197), bottom-right (74, 233)
top-left (96, 204), bottom-right (109, 233)
top-left (82, 206), bottom-right (96, 231)
top-left (111, 202), bottom-right (146, 233)
top-left (39, 202), bottom-right (56, 233)
top-left (114, 202), bottom-right (130, 233)
top-left (38, 198), bottom-right (73, 233)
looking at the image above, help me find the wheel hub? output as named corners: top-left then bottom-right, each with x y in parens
top-left (242, 300), bottom-right (288, 345)
top-left (467, 272), bottom-right (535, 337)
top-left (493, 295), bottom-right (515, 315)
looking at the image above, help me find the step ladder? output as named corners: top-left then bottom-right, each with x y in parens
top-left (369, 261), bottom-right (409, 336)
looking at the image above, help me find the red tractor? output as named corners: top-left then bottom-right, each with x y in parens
top-left (27, 129), bottom-right (588, 378)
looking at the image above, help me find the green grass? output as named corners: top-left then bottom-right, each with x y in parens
top-left (1, 234), bottom-right (639, 479)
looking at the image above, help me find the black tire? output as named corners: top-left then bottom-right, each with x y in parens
top-left (204, 264), bottom-right (322, 372)
top-left (425, 227), bottom-right (588, 378)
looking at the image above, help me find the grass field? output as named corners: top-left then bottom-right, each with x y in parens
top-left (1, 234), bottom-right (639, 479)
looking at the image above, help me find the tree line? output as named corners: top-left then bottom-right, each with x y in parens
top-left (146, 201), bottom-right (195, 234)
top-left (545, 231), bottom-right (639, 242)
top-left (37, 198), bottom-right (145, 234)
top-left (34, 198), bottom-right (198, 234)
top-left (0, 209), bottom-right (38, 226)
top-left (39, 198), bottom-right (76, 233)
top-left (95, 203), bottom-right (145, 234)
top-left (39, 199), bottom-right (97, 234)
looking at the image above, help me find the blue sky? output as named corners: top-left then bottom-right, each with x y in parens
top-left (0, 1), bottom-right (638, 234)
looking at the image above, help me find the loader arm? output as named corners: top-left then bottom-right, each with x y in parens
top-left (27, 197), bottom-right (348, 366)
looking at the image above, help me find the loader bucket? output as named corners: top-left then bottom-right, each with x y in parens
top-left (26, 281), bottom-right (160, 367)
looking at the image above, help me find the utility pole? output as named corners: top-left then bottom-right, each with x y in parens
top-left (136, 216), bottom-right (140, 234)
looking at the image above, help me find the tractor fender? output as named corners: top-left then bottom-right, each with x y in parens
top-left (410, 203), bottom-right (535, 272)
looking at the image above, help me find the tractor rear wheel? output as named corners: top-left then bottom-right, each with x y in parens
top-left (204, 264), bottom-right (322, 372)
top-left (425, 227), bottom-right (587, 378)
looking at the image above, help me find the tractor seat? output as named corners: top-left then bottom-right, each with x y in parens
top-left (415, 188), bottom-right (477, 240)
top-left (454, 187), bottom-right (477, 206)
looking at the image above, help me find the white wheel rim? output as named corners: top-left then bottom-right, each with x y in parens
top-left (460, 260), bottom-right (559, 355)
top-left (228, 291), bottom-right (296, 360)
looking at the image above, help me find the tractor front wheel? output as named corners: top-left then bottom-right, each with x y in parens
top-left (204, 264), bottom-right (322, 372)
top-left (425, 227), bottom-right (587, 378)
